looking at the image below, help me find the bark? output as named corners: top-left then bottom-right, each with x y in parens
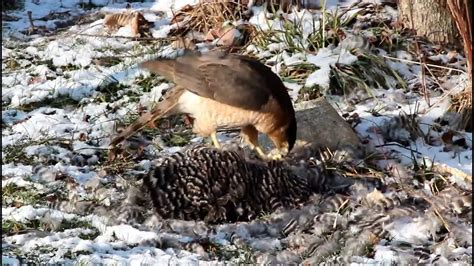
top-left (398, 0), bottom-right (460, 45)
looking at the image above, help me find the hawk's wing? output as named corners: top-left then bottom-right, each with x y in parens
top-left (139, 51), bottom-right (290, 111)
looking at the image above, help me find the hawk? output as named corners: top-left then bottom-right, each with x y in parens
top-left (108, 49), bottom-right (297, 160)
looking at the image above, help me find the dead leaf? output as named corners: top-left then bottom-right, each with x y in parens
top-left (171, 37), bottom-right (197, 50)
top-left (446, 50), bottom-right (458, 62)
top-left (79, 132), bottom-right (88, 141)
top-left (441, 130), bottom-right (456, 144)
top-left (103, 11), bottom-right (148, 37)
top-left (365, 188), bottom-right (390, 207)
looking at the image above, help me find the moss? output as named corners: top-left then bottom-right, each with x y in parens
top-left (135, 74), bottom-right (167, 93)
top-left (1, 137), bottom-right (68, 165)
top-left (16, 94), bottom-right (80, 113)
top-left (2, 219), bottom-right (26, 236)
top-left (296, 85), bottom-right (323, 102)
top-left (96, 80), bottom-right (133, 103)
top-left (2, 143), bottom-right (35, 165)
top-left (2, 183), bottom-right (44, 207)
top-left (3, 57), bottom-right (21, 70)
top-left (58, 218), bottom-right (95, 231)
top-left (2, 218), bottom-right (45, 236)
top-left (164, 133), bottom-right (191, 146)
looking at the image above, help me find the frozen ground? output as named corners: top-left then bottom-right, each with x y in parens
top-left (2, 0), bottom-right (472, 265)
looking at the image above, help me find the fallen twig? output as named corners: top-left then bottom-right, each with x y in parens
top-left (27, 11), bottom-right (35, 29)
top-left (374, 143), bottom-right (423, 155)
top-left (74, 32), bottom-right (177, 42)
top-left (381, 55), bottom-right (467, 74)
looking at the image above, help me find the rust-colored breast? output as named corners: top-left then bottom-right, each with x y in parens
top-left (177, 90), bottom-right (290, 136)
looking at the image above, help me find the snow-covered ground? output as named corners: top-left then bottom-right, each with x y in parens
top-left (2, 0), bottom-right (472, 264)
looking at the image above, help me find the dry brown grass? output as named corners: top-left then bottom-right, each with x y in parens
top-left (167, 0), bottom-right (258, 50)
top-left (170, 0), bottom-right (248, 36)
top-left (449, 83), bottom-right (472, 131)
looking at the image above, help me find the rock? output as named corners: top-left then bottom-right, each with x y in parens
top-left (294, 98), bottom-right (362, 153)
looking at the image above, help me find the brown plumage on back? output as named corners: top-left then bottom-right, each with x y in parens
top-left (109, 50), bottom-right (297, 160)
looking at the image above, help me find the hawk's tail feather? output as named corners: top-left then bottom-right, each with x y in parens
top-left (139, 60), bottom-right (178, 82)
top-left (108, 89), bottom-right (183, 149)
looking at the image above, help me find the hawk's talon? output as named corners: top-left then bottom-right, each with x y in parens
top-left (269, 153), bottom-right (283, 161)
top-left (264, 148), bottom-right (285, 161)
top-left (246, 144), bottom-right (284, 161)
top-left (210, 132), bottom-right (221, 149)
top-left (253, 146), bottom-right (267, 159)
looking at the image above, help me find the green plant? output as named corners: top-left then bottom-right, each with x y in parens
top-left (329, 53), bottom-right (406, 99)
top-left (135, 74), bottom-right (167, 93)
top-left (2, 0), bottom-right (25, 11)
top-left (96, 79), bottom-right (133, 103)
top-left (252, 2), bottom-right (361, 54)
top-left (16, 94), bottom-right (80, 112)
top-left (2, 183), bottom-right (44, 207)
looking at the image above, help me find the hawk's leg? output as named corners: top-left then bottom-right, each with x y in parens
top-left (240, 125), bottom-right (267, 159)
top-left (210, 132), bottom-right (222, 149)
top-left (267, 131), bottom-right (289, 160)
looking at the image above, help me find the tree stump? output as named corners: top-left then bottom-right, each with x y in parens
top-left (398, 0), bottom-right (459, 45)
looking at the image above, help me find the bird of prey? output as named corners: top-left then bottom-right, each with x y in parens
top-left (108, 49), bottom-right (297, 160)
